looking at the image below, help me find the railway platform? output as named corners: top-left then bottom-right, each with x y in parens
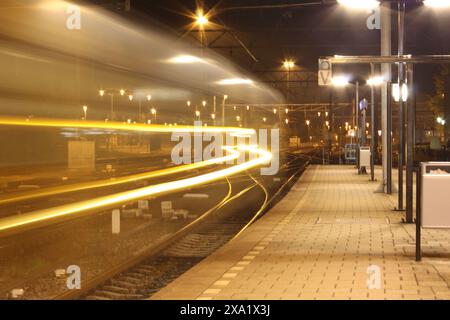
top-left (151, 165), bottom-right (450, 300)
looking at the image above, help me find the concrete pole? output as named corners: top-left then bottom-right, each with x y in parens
top-left (355, 81), bottom-right (360, 169)
top-left (378, 0), bottom-right (392, 194)
top-left (222, 98), bottom-right (226, 127)
top-left (213, 96), bottom-right (216, 126)
top-left (405, 64), bottom-right (415, 223)
top-left (397, 1), bottom-right (405, 210)
top-left (370, 63), bottom-right (376, 181)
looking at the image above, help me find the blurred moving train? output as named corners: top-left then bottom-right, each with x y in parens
top-left (0, 0), bottom-right (283, 168)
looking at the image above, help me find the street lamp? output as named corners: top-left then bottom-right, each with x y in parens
top-left (151, 108), bottom-right (157, 123)
top-left (306, 119), bottom-right (310, 139)
top-left (437, 117), bottom-right (446, 125)
top-left (99, 89), bottom-right (122, 120)
top-left (337, 0), bottom-right (379, 9)
top-left (283, 60), bottom-right (295, 70)
top-left (367, 76), bottom-right (384, 86)
top-left (222, 95), bottom-right (228, 126)
top-left (195, 11), bottom-right (208, 27)
top-left (331, 75), bottom-right (350, 87)
top-left (392, 83), bottom-right (408, 102)
top-left (82, 105), bottom-right (87, 120)
top-left (424, 0), bottom-right (450, 8)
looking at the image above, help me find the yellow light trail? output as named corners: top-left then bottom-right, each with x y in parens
top-left (0, 117), bottom-right (255, 135)
top-left (0, 145), bottom-right (272, 236)
top-left (0, 148), bottom-right (241, 206)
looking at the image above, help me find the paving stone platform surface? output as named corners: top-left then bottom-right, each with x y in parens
top-left (152, 165), bottom-right (450, 300)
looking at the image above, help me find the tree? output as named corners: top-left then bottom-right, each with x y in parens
top-left (427, 65), bottom-right (449, 116)
top-left (427, 65), bottom-right (449, 139)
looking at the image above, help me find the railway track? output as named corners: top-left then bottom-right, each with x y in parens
top-left (85, 217), bottom-right (246, 300)
top-left (0, 150), bottom-right (313, 299)
top-left (53, 155), bottom-right (311, 300)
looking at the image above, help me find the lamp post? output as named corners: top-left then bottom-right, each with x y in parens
top-left (306, 119), bottom-right (311, 141)
top-left (99, 89), bottom-right (133, 121)
top-left (82, 105), bottom-right (87, 120)
top-left (222, 95), bottom-right (228, 126)
top-left (151, 108), bottom-right (157, 123)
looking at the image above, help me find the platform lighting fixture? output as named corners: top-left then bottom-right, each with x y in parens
top-left (236, 116), bottom-right (241, 122)
top-left (424, 0), bottom-right (450, 8)
top-left (195, 10), bottom-right (208, 27)
top-left (195, 110), bottom-right (201, 117)
top-left (306, 120), bottom-right (310, 126)
top-left (285, 119), bottom-right (289, 124)
top-left (247, 105), bottom-right (250, 111)
top-left (202, 100), bottom-right (207, 107)
top-left (120, 89), bottom-right (125, 96)
top-left (437, 117), bottom-right (446, 125)
top-left (318, 112), bottom-right (321, 117)
top-left (217, 78), bottom-right (254, 86)
top-left (285, 108), bottom-right (289, 114)
top-left (147, 95), bottom-right (152, 101)
top-left (392, 83), bottom-right (408, 102)
top-left (263, 117), bottom-right (267, 123)
top-left (168, 55), bottom-right (204, 64)
top-left (99, 89), bottom-right (105, 97)
top-left (187, 101), bottom-right (191, 107)
top-left (283, 60), bottom-right (295, 70)
top-left (337, 0), bottom-right (380, 9)
top-left (211, 113), bottom-right (216, 120)
top-left (151, 108), bottom-right (156, 115)
top-left (325, 121), bottom-right (330, 127)
top-left (331, 75), bottom-right (350, 87)
top-left (367, 76), bottom-right (384, 86)
top-left (273, 108), bottom-right (277, 114)
top-left (82, 105), bottom-right (87, 120)
top-left (128, 95), bottom-right (133, 101)
top-left (325, 111), bottom-right (329, 117)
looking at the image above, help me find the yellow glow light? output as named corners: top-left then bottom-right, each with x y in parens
top-left (196, 11), bottom-right (209, 26)
top-left (0, 117), bottom-right (255, 136)
top-left (168, 55), bottom-right (204, 64)
top-left (0, 145), bottom-right (271, 235)
top-left (0, 150), bottom-right (240, 207)
top-left (217, 78), bottom-right (254, 86)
